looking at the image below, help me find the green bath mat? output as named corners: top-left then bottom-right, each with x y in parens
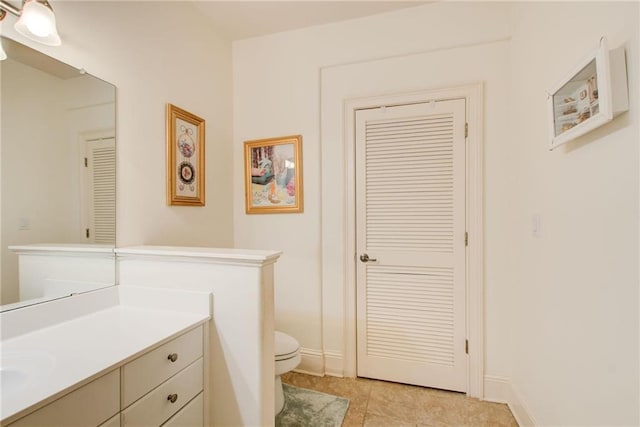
top-left (276, 384), bottom-right (349, 427)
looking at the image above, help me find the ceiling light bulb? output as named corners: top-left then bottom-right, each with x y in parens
top-left (23, 9), bottom-right (51, 37)
top-left (14, 0), bottom-right (61, 46)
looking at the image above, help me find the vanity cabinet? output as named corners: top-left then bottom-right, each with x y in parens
top-left (122, 326), bottom-right (203, 407)
top-left (162, 393), bottom-right (204, 427)
top-left (8, 370), bottom-right (120, 427)
top-left (101, 415), bottom-right (122, 427)
top-left (6, 326), bottom-right (204, 427)
top-left (121, 326), bottom-right (204, 426)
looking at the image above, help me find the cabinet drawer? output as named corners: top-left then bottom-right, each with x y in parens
top-left (161, 392), bottom-right (203, 427)
top-left (123, 326), bottom-right (202, 407)
top-left (122, 358), bottom-right (203, 427)
top-left (9, 369), bottom-right (120, 427)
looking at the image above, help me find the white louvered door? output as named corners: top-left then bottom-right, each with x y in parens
top-left (84, 137), bottom-right (116, 243)
top-left (355, 99), bottom-right (466, 392)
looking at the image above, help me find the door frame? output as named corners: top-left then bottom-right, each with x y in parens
top-left (343, 83), bottom-right (484, 398)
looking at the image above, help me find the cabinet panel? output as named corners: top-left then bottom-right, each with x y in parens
top-left (122, 358), bottom-right (203, 427)
top-left (123, 326), bottom-right (203, 407)
top-left (8, 369), bottom-right (120, 427)
top-left (161, 392), bottom-right (203, 427)
top-left (99, 413), bottom-right (121, 427)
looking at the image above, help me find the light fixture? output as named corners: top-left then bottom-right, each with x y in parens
top-left (0, 0), bottom-right (61, 46)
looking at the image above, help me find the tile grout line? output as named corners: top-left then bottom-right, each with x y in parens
top-left (285, 372), bottom-right (517, 427)
top-left (361, 379), bottom-right (375, 426)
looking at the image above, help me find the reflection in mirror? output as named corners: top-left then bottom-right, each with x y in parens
top-left (0, 36), bottom-right (116, 312)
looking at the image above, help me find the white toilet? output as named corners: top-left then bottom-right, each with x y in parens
top-left (274, 331), bottom-right (301, 415)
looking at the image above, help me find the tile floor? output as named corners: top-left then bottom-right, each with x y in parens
top-left (282, 372), bottom-right (518, 427)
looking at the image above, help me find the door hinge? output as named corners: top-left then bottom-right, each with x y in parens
top-left (84, 157), bottom-right (88, 167)
top-left (465, 339), bottom-right (469, 354)
top-left (85, 228), bottom-right (90, 239)
top-left (465, 122), bottom-right (468, 138)
top-left (465, 232), bottom-right (468, 247)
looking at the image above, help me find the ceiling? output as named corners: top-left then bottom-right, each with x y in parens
top-left (191, 1), bottom-right (426, 41)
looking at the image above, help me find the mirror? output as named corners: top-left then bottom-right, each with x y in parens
top-left (0, 36), bottom-right (116, 312)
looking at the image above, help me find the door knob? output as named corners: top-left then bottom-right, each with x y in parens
top-left (359, 253), bottom-right (377, 263)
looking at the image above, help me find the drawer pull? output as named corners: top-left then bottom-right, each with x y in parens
top-left (168, 353), bottom-right (179, 362)
top-left (167, 393), bottom-right (178, 403)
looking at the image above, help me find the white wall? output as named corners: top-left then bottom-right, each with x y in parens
top-left (508, 2), bottom-right (639, 425)
top-left (234, 1), bottom-right (639, 424)
top-left (233, 1), bottom-right (513, 381)
top-left (1, 1), bottom-right (234, 252)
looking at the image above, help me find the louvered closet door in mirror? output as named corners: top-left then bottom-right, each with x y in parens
top-left (355, 99), bottom-right (466, 392)
top-left (84, 137), bottom-right (116, 244)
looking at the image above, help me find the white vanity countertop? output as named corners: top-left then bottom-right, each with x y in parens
top-left (8, 243), bottom-right (115, 254)
top-left (0, 286), bottom-right (212, 423)
top-left (116, 245), bottom-right (282, 264)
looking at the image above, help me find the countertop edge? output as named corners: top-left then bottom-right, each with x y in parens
top-left (1, 289), bottom-right (212, 424)
top-left (1, 318), bottom-right (208, 425)
top-left (115, 245), bottom-right (282, 265)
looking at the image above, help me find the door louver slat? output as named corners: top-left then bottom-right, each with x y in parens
top-left (365, 114), bottom-right (454, 252)
top-left (366, 265), bottom-right (455, 365)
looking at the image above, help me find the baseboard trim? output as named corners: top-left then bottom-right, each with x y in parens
top-left (294, 356), bottom-right (537, 425)
top-left (323, 351), bottom-right (344, 377)
top-left (295, 348), bottom-right (324, 376)
top-left (296, 353), bottom-right (539, 425)
top-left (294, 349), bottom-right (345, 377)
top-left (482, 375), bottom-right (537, 426)
top-left (483, 375), bottom-right (510, 403)
top-left (508, 383), bottom-right (537, 427)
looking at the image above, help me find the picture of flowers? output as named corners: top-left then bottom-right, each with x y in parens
top-left (244, 135), bottom-right (303, 214)
top-left (166, 103), bottom-right (205, 206)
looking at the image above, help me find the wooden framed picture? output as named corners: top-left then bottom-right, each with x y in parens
top-left (244, 135), bottom-right (303, 214)
top-left (166, 103), bottom-right (205, 206)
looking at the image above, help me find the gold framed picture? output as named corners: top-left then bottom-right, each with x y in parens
top-left (244, 135), bottom-right (303, 214)
top-left (166, 103), bottom-right (205, 206)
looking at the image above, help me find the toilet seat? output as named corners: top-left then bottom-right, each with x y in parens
top-left (276, 351), bottom-right (299, 362)
top-left (275, 331), bottom-right (300, 361)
